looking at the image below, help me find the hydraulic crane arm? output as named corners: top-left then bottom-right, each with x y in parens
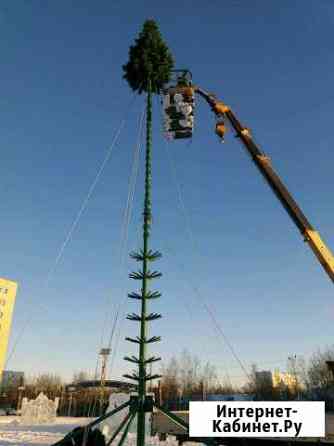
top-left (195, 86), bottom-right (334, 284)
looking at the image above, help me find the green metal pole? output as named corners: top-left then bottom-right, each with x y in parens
top-left (118, 411), bottom-right (136, 446)
top-left (153, 403), bottom-right (189, 431)
top-left (88, 400), bottom-right (130, 429)
top-left (137, 80), bottom-right (152, 446)
top-left (106, 411), bottom-right (132, 446)
top-left (125, 78), bottom-right (162, 446)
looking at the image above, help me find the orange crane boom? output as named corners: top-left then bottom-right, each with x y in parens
top-left (195, 86), bottom-right (334, 284)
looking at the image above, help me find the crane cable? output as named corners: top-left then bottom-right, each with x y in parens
top-left (5, 93), bottom-right (137, 369)
top-left (159, 95), bottom-right (251, 382)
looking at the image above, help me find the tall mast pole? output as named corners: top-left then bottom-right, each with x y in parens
top-left (122, 20), bottom-right (174, 446)
top-left (137, 80), bottom-right (152, 444)
top-left (124, 79), bottom-right (162, 446)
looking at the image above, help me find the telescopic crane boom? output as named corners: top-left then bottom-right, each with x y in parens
top-left (195, 86), bottom-right (334, 284)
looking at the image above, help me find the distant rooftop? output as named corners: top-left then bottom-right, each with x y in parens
top-left (66, 379), bottom-right (137, 392)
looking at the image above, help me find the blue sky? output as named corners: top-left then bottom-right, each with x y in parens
top-left (1, 0), bottom-right (334, 386)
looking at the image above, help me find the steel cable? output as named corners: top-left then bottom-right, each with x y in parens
top-left (158, 95), bottom-right (251, 382)
top-left (5, 93), bottom-right (137, 368)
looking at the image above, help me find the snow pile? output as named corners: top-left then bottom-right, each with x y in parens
top-left (21, 392), bottom-right (59, 425)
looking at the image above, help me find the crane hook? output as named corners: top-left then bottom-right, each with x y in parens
top-left (215, 120), bottom-right (226, 142)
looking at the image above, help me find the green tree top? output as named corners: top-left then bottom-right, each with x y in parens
top-left (123, 20), bottom-right (174, 94)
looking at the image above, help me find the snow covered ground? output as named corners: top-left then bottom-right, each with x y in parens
top-left (0, 416), bottom-right (91, 445)
top-left (0, 416), bottom-right (190, 446)
top-left (1, 414), bottom-right (334, 445)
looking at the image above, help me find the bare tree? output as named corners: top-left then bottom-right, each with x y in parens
top-left (72, 371), bottom-right (90, 384)
top-left (213, 380), bottom-right (235, 395)
top-left (243, 364), bottom-right (276, 400)
top-left (201, 361), bottom-right (218, 395)
top-left (307, 347), bottom-right (334, 389)
top-left (30, 373), bottom-right (63, 399)
top-left (160, 356), bottom-right (180, 403)
top-left (179, 350), bottom-right (201, 397)
top-left (159, 350), bottom-right (220, 403)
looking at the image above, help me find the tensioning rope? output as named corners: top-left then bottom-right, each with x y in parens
top-left (106, 106), bottom-right (146, 351)
top-left (107, 205), bottom-right (143, 378)
top-left (107, 111), bottom-right (146, 379)
top-left (92, 104), bottom-right (145, 386)
top-left (5, 93), bottom-right (137, 369)
top-left (158, 95), bottom-right (251, 381)
top-left (163, 142), bottom-right (251, 381)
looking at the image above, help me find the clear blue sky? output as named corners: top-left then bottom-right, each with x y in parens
top-left (2, 0), bottom-right (334, 386)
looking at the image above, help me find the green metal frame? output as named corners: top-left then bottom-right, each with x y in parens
top-left (123, 80), bottom-right (162, 446)
top-left (53, 77), bottom-right (195, 446)
top-left (52, 401), bottom-right (131, 446)
top-left (53, 396), bottom-right (194, 446)
top-left (117, 411), bottom-right (136, 446)
top-left (89, 401), bottom-right (131, 430)
top-left (106, 412), bottom-right (133, 446)
top-left (153, 402), bottom-right (189, 431)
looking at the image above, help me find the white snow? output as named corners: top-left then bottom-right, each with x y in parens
top-left (0, 394), bottom-right (201, 446)
top-left (0, 416), bottom-right (197, 446)
top-left (0, 416), bottom-right (91, 445)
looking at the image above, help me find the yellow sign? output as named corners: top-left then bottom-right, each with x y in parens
top-left (0, 278), bottom-right (18, 380)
